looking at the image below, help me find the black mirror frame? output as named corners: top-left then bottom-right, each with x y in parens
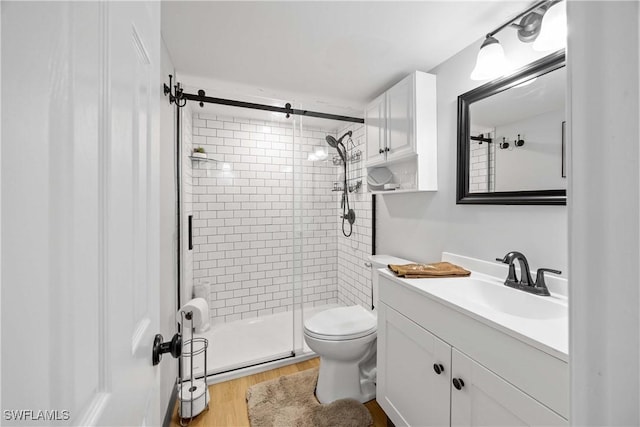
top-left (456, 50), bottom-right (566, 206)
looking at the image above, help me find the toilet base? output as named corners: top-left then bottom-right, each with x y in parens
top-left (315, 357), bottom-right (376, 404)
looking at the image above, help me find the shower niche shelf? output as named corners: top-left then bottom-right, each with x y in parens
top-left (364, 70), bottom-right (437, 193)
top-left (189, 155), bottom-right (220, 163)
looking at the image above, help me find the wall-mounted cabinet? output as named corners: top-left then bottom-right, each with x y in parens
top-left (364, 71), bottom-right (437, 193)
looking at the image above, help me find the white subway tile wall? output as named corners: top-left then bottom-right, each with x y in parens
top-left (469, 138), bottom-right (495, 193)
top-left (334, 123), bottom-right (373, 309)
top-left (188, 112), bottom-right (364, 324)
top-left (182, 107), bottom-right (194, 301)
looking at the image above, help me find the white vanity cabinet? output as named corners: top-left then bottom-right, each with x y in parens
top-left (377, 273), bottom-right (568, 427)
top-left (364, 71), bottom-right (437, 192)
top-left (377, 304), bottom-right (451, 426)
top-left (450, 349), bottom-right (566, 427)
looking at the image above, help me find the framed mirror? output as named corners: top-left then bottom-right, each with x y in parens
top-left (456, 51), bottom-right (566, 205)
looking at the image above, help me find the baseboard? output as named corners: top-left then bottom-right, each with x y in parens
top-left (162, 381), bottom-right (178, 427)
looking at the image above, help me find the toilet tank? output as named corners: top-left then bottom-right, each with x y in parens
top-left (369, 255), bottom-right (414, 308)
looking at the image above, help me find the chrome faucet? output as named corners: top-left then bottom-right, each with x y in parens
top-left (496, 252), bottom-right (561, 297)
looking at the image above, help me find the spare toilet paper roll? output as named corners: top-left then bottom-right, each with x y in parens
top-left (177, 298), bottom-right (210, 332)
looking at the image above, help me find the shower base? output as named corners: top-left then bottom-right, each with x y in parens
top-left (182, 303), bottom-right (341, 382)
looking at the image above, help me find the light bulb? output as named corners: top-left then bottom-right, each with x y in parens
top-left (470, 36), bottom-right (509, 81)
top-left (533, 1), bottom-right (567, 52)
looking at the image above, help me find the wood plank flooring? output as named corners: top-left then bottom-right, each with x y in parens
top-left (170, 357), bottom-right (387, 427)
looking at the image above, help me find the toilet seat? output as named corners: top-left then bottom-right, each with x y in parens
top-left (304, 305), bottom-right (377, 341)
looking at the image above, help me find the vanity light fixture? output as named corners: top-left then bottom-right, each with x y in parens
top-left (533, 0), bottom-right (567, 51)
top-left (470, 36), bottom-right (508, 81)
top-left (470, 0), bottom-right (565, 81)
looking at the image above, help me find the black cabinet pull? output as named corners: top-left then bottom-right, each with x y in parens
top-left (379, 148), bottom-right (384, 154)
top-left (385, 147), bottom-right (390, 152)
top-left (433, 363), bottom-right (444, 375)
top-left (452, 378), bottom-right (465, 390)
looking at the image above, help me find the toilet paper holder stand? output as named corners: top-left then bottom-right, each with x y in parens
top-left (177, 310), bottom-right (209, 424)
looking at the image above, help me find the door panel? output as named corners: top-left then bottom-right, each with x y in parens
top-left (451, 349), bottom-right (566, 427)
top-left (365, 94), bottom-right (386, 164)
top-left (386, 75), bottom-right (413, 159)
top-left (377, 303), bottom-right (451, 427)
top-left (1, 2), bottom-right (161, 426)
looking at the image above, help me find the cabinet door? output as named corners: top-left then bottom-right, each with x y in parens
top-left (365, 93), bottom-right (386, 164)
top-left (451, 349), bottom-right (567, 427)
top-left (386, 74), bottom-right (414, 160)
top-left (377, 303), bottom-right (451, 427)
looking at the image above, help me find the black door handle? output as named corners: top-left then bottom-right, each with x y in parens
top-left (152, 333), bottom-right (181, 366)
top-left (433, 363), bottom-right (444, 375)
top-left (452, 378), bottom-right (465, 390)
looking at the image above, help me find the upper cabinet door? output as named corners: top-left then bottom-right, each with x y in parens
top-left (386, 74), bottom-right (414, 161)
top-left (450, 349), bottom-right (567, 427)
top-left (365, 93), bottom-right (386, 164)
top-left (377, 303), bottom-right (451, 427)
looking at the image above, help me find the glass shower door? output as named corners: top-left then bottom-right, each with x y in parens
top-left (183, 100), bottom-right (299, 376)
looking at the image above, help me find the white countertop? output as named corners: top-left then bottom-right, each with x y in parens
top-left (378, 253), bottom-right (569, 362)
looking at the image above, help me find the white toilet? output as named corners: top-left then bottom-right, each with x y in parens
top-left (303, 254), bottom-right (413, 403)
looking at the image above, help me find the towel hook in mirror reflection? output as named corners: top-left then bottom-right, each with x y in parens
top-left (499, 137), bottom-right (510, 150)
top-left (515, 134), bottom-right (525, 147)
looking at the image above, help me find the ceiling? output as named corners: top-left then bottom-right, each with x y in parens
top-left (162, 1), bottom-right (530, 116)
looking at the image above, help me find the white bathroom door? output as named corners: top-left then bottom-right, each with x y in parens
top-left (1, 2), bottom-right (162, 426)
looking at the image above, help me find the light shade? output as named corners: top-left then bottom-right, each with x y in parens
top-left (533, 0), bottom-right (567, 51)
top-left (470, 36), bottom-right (509, 81)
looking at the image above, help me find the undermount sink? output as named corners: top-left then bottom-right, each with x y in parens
top-left (435, 277), bottom-right (568, 320)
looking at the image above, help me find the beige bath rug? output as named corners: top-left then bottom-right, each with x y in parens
top-left (246, 368), bottom-right (372, 427)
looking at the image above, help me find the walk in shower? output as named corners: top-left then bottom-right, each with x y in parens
top-left (172, 85), bottom-right (371, 379)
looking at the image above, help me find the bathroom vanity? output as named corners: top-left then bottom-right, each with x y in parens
top-left (376, 253), bottom-right (568, 426)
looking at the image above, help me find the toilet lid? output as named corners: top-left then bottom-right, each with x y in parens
top-left (304, 305), bottom-right (377, 341)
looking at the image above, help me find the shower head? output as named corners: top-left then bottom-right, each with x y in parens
top-left (326, 131), bottom-right (353, 148)
top-left (326, 135), bottom-right (346, 163)
top-left (326, 131), bottom-right (353, 163)
top-left (325, 135), bottom-right (339, 148)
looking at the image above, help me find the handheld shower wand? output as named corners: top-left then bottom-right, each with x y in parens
top-left (326, 131), bottom-right (355, 237)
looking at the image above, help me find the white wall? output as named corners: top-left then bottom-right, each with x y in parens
top-left (376, 27), bottom-right (568, 274)
top-left (568, 2), bottom-right (640, 425)
top-left (159, 39), bottom-right (178, 423)
top-left (494, 108), bottom-right (566, 192)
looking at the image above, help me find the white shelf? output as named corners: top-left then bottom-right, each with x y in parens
top-left (370, 189), bottom-right (430, 195)
top-left (189, 155), bottom-right (220, 163)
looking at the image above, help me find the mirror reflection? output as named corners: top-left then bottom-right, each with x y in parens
top-left (468, 66), bottom-right (566, 194)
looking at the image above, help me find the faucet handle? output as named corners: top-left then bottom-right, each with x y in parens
top-left (535, 268), bottom-right (562, 292)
